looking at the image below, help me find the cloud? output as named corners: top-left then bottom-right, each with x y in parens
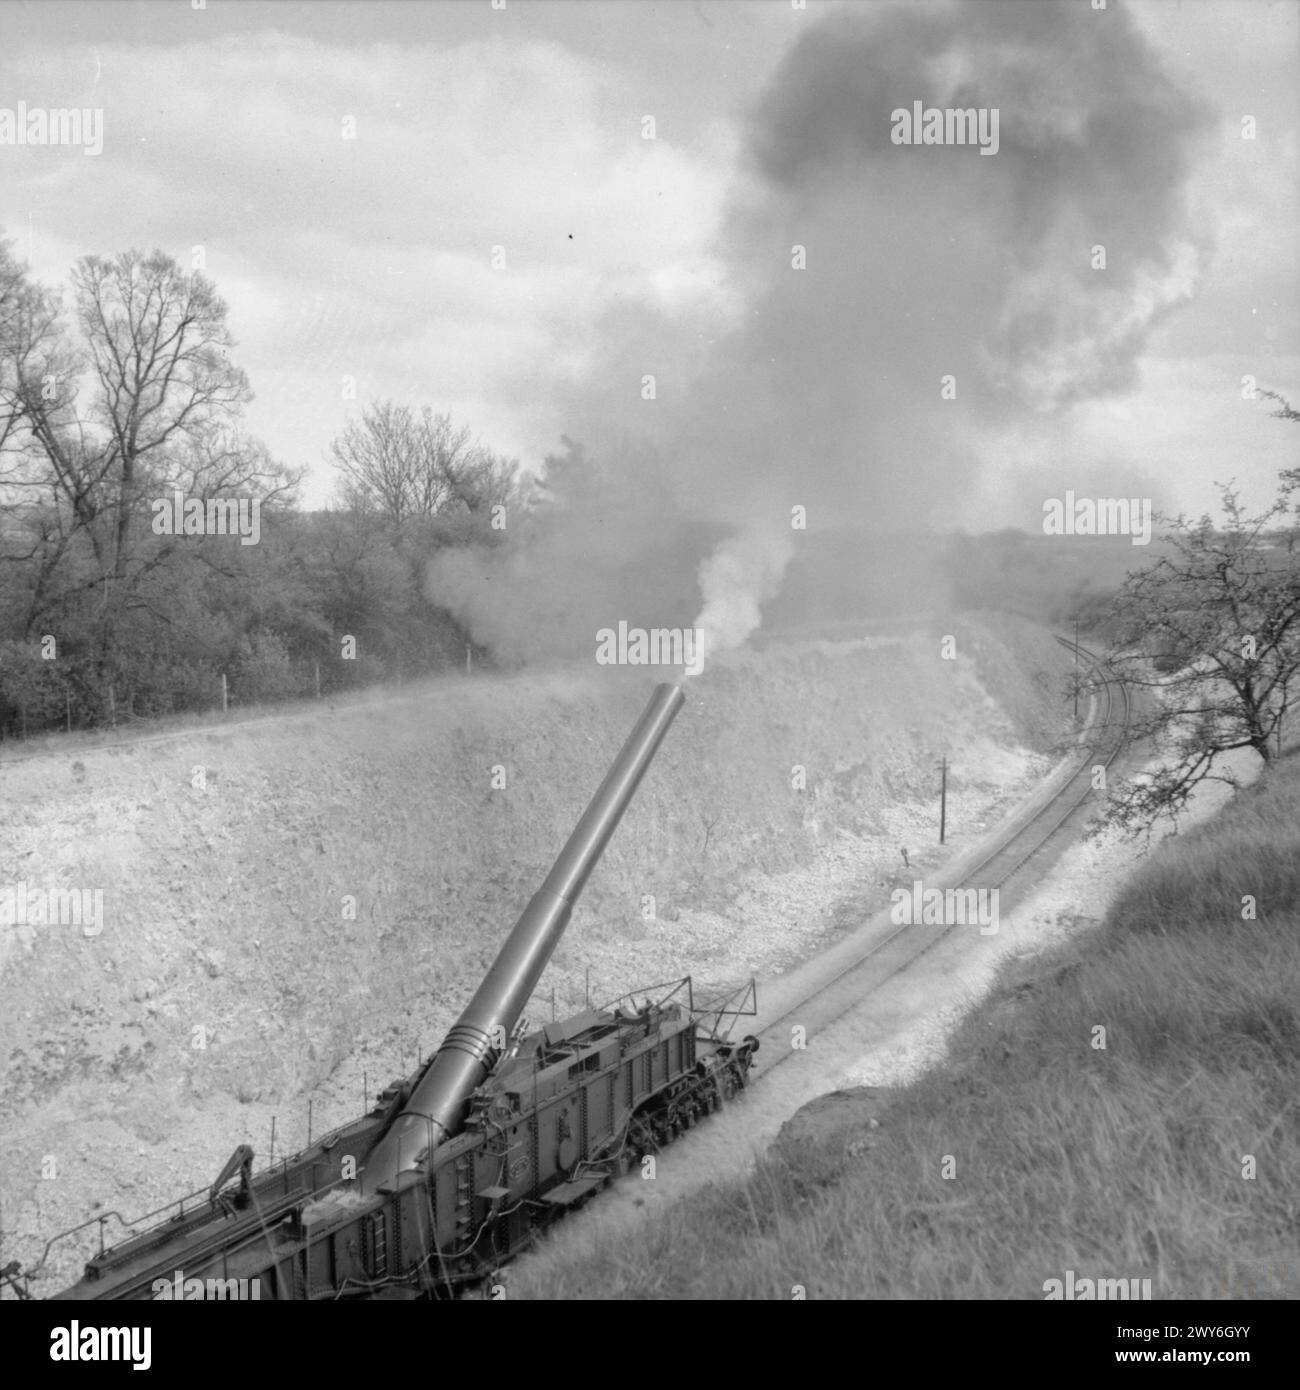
top-left (1, 29), bottom-right (736, 493)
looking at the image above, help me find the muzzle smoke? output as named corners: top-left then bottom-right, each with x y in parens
top-left (428, 0), bottom-right (1211, 671)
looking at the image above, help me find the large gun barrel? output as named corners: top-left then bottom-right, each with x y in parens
top-left (361, 681), bottom-right (686, 1194)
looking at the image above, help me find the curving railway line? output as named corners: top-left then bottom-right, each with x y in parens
top-left (746, 636), bottom-right (1131, 1084)
top-left (503, 635), bottom-right (1136, 1285)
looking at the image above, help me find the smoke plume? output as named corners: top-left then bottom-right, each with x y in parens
top-left (428, 0), bottom-right (1213, 669)
top-left (693, 529), bottom-right (795, 674)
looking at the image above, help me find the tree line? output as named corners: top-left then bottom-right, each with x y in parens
top-left (0, 239), bottom-right (527, 737)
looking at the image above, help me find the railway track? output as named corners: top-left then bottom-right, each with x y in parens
top-left (748, 636), bottom-right (1131, 1083)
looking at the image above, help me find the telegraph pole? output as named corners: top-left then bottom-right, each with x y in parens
top-left (939, 755), bottom-right (947, 844)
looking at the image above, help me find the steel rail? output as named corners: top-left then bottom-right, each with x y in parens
top-left (748, 637), bottom-right (1131, 1074)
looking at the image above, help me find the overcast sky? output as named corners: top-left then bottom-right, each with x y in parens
top-left (2, 0), bottom-right (1296, 525)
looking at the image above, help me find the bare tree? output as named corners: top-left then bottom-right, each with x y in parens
top-left (1100, 464), bottom-right (1300, 835)
top-left (330, 401), bottom-right (421, 523)
top-left (0, 246), bottom-right (296, 706)
top-left (412, 408), bottom-right (475, 517)
top-left (443, 444), bottom-right (524, 517)
top-left (0, 242), bottom-right (46, 458)
top-left (330, 402), bottom-right (499, 523)
top-left (62, 252), bottom-right (251, 573)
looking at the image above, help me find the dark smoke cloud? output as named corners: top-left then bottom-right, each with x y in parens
top-left (429, 0), bottom-right (1214, 666)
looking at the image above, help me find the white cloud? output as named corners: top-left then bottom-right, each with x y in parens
top-left (1, 30), bottom-right (738, 503)
top-left (1, 5), bottom-right (1294, 521)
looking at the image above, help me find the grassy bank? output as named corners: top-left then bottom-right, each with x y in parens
top-left (514, 749), bottom-right (1300, 1300)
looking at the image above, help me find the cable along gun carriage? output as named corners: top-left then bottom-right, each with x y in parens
top-left (24, 682), bottom-right (757, 1301)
